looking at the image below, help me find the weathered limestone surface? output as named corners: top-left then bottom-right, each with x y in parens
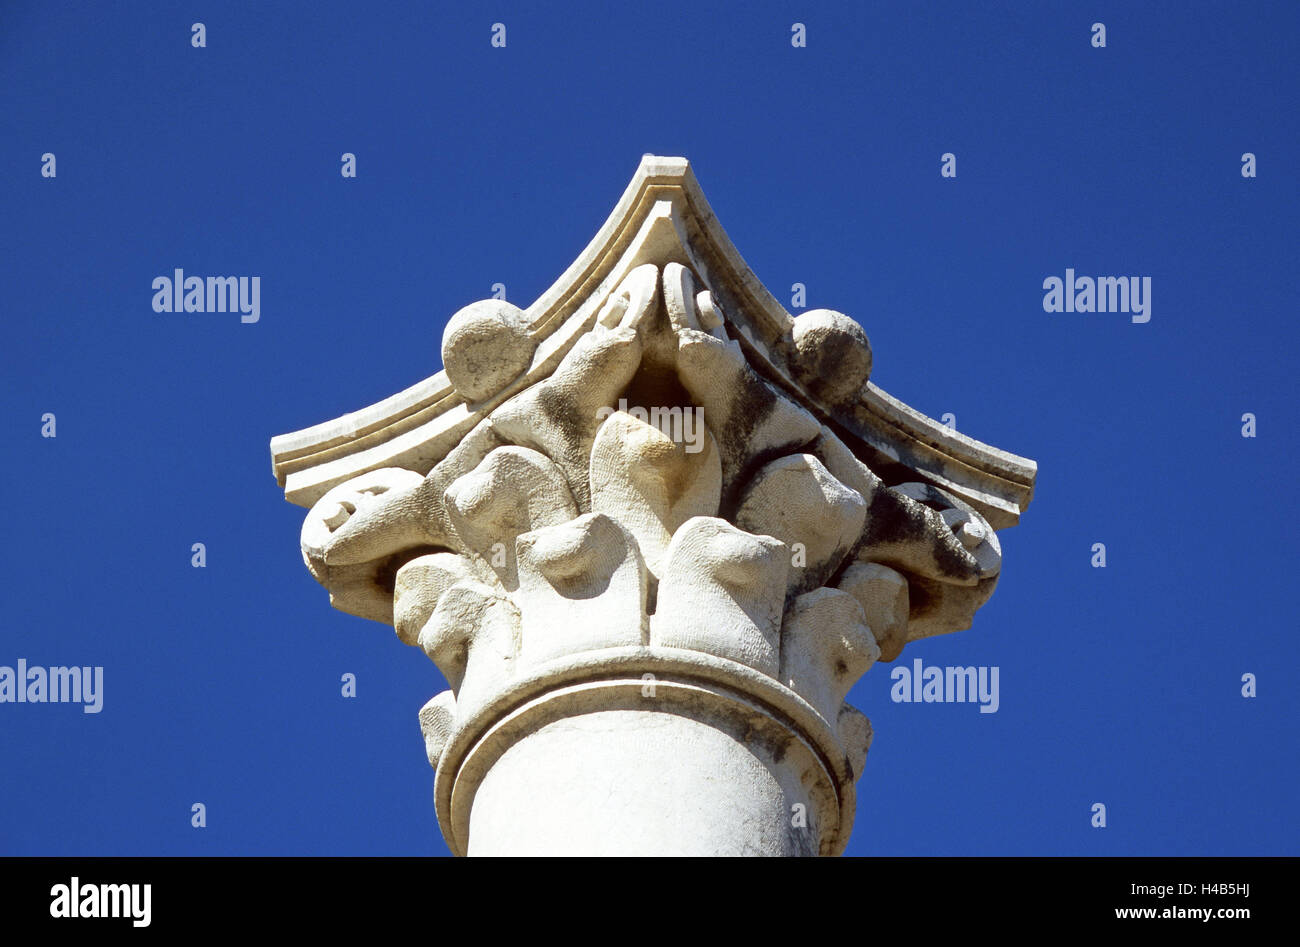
top-left (271, 157), bottom-right (1037, 856)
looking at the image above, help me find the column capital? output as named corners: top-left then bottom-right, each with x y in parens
top-left (271, 156), bottom-right (1036, 855)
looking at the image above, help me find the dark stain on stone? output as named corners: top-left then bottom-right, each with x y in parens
top-left (620, 363), bottom-right (693, 417)
top-left (823, 417), bottom-right (917, 486)
top-left (906, 575), bottom-right (941, 620)
top-left (798, 340), bottom-right (852, 398)
top-left (715, 379), bottom-right (776, 514)
top-left (861, 490), bottom-right (972, 581)
top-left (536, 384), bottom-right (586, 441)
top-left (375, 545), bottom-right (451, 596)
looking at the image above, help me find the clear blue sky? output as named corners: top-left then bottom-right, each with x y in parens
top-left (2, 1), bottom-right (1296, 856)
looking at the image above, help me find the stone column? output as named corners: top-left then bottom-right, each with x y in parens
top-left (271, 156), bottom-right (1035, 856)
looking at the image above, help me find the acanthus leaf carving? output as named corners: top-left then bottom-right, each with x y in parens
top-left (276, 160), bottom-right (1036, 856)
top-left (298, 260), bottom-right (1008, 746)
top-left (652, 516), bottom-right (788, 676)
top-left (589, 409), bottom-right (721, 580)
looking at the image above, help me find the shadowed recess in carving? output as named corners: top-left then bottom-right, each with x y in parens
top-left (296, 261), bottom-right (1010, 766)
top-left (277, 159), bottom-right (1035, 856)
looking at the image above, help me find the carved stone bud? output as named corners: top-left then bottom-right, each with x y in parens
top-left (787, 309), bottom-right (873, 406)
top-left (442, 299), bottom-right (536, 401)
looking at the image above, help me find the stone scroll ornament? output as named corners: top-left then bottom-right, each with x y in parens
top-left (276, 158), bottom-right (1034, 856)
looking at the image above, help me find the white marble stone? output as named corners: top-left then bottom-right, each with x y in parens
top-left (271, 157), bottom-right (1038, 856)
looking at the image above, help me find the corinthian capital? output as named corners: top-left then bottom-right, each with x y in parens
top-left (270, 156), bottom-right (1036, 856)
